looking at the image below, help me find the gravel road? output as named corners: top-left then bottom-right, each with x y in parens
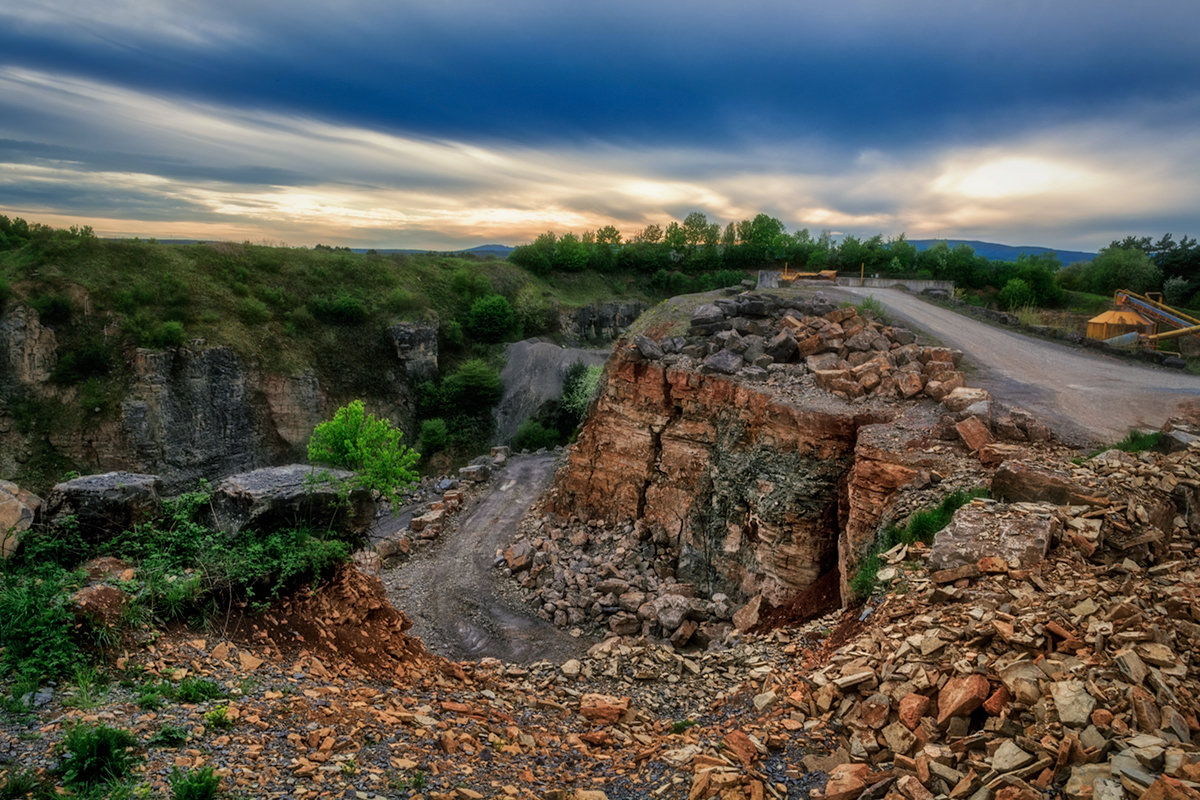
top-left (838, 286), bottom-right (1200, 444)
top-left (381, 453), bottom-right (590, 663)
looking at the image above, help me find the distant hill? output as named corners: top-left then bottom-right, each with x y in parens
top-left (909, 239), bottom-right (1096, 265)
top-left (349, 244), bottom-right (515, 257)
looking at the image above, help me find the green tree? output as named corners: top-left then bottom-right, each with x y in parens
top-left (1084, 246), bottom-right (1162, 295)
top-left (465, 294), bottom-right (517, 342)
top-left (308, 400), bottom-right (420, 504)
top-left (441, 359), bottom-right (503, 414)
top-left (553, 233), bottom-right (589, 272)
top-left (998, 278), bottom-right (1035, 310)
top-left (513, 284), bottom-right (554, 335)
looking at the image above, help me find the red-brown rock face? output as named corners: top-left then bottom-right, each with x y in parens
top-left (547, 354), bottom-right (895, 607)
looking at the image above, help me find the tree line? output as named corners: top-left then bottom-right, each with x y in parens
top-left (508, 212), bottom-right (1200, 310)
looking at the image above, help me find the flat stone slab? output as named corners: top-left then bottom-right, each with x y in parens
top-left (210, 464), bottom-right (375, 538)
top-left (928, 504), bottom-right (1059, 571)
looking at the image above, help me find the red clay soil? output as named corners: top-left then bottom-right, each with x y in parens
top-left (227, 565), bottom-right (434, 681)
top-left (751, 569), bottom-right (842, 632)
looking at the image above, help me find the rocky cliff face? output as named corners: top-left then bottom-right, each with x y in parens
top-left (540, 290), bottom-right (996, 626)
top-left (0, 303), bottom-right (432, 492)
top-left (548, 357), bottom-right (889, 606)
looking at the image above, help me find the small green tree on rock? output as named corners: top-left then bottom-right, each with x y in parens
top-left (308, 400), bottom-right (420, 504)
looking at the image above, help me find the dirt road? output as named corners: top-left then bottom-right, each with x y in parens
top-left (380, 453), bottom-right (589, 663)
top-left (839, 286), bottom-right (1200, 444)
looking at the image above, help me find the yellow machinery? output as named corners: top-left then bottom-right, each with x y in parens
top-left (778, 263), bottom-right (838, 283)
top-left (1089, 290), bottom-right (1200, 352)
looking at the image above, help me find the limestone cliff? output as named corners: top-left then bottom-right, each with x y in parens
top-left (0, 303), bottom-right (433, 492)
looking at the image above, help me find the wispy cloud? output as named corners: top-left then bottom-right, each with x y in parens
top-left (1, 2), bottom-right (1198, 249)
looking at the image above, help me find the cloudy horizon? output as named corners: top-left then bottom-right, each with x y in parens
top-left (1, 1), bottom-right (1197, 252)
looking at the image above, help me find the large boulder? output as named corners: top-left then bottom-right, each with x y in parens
top-left (210, 465), bottom-right (375, 538)
top-left (44, 472), bottom-right (163, 541)
top-left (928, 504), bottom-right (1059, 572)
top-left (0, 480), bottom-right (42, 560)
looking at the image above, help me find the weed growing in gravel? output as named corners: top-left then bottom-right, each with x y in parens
top-left (148, 725), bottom-right (189, 748)
top-left (0, 769), bottom-right (45, 799)
top-left (670, 719), bottom-right (696, 734)
top-left (168, 766), bottom-right (220, 800)
top-left (175, 678), bottom-right (224, 704)
top-left (63, 665), bottom-right (110, 710)
top-left (203, 705), bottom-right (232, 729)
top-left (851, 488), bottom-right (986, 598)
top-left (58, 724), bottom-right (139, 793)
top-left (389, 769), bottom-right (427, 791)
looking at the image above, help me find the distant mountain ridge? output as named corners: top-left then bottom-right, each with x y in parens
top-left (128, 238), bottom-right (1094, 263)
top-left (908, 239), bottom-right (1096, 264)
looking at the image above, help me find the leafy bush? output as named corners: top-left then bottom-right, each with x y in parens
top-left (148, 724), bottom-right (189, 748)
top-left (308, 293), bottom-right (368, 325)
top-left (29, 293), bottom-right (73, 326)
top-left (562, 363), bottom-right (603, 423)
top-left (148, 320), bottom-right (187, 348)
top-left (464, 294), bottom-right (517, 342)
top-left (308, 400), bottom-right (420, 503)
top-left (440, 359), bottom-right (503, 415)
top-left (1164, 276), bottom-right (1192, 307)
top-left (174, 677), bottom-right (224, 704)
top-left (998, 278), bottom-right (1035, 311)
top-left (511, 418), bottom-right (560, 451)
top-left (59, 724), bottom-right (138, 791)
top-left (0, 566), bottom-right (84, 683)
top-left (237, 297), bottom-right (271, 325)
top-left (418, 418), bottom-right (448, 454)
top-left (170, 766), bottom-right (220, 800)
top-left (513, 284), bottom-right (554, 335)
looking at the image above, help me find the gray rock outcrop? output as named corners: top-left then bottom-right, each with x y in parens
top-left (210, 464), bottom-right (375, 538)
top-left (44, 471), bottom-right (163, 541)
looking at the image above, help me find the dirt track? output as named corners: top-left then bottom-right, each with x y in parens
top-left (380, 453), bottom-right (589, 663)
top-left (839, 286), bottom-right (1200, 444)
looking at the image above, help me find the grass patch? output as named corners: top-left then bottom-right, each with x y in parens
top-left (58, 724), bottom-right (139, 793)
top-left (0, 484), bottom-right (354, 688)
top-left (850, 488), bottom-right (986, 599)
top-left (1079, 430), bottom-right (1164, 462)
top-left (169, 767), bottom-right (220, 800)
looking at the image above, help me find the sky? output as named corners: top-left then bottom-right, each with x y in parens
top-left (0, 1), bottom-right (1198, 252)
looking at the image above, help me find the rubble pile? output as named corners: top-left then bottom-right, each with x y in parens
top-left (640, 293), bottom-right (969, 407)
top-left (501, 514), bottom-right (746, 646)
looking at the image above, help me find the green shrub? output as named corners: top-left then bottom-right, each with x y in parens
top-left (998, 278), bottom-right (1035, 311)
top-left (174, 677), bottom-right (224, 704)
top-left (0, 274), bottom-right (10, 308)
top-left (50, 339), bottom-right (114, 384)
top-left (308, 293), bottom-right (367, 325)
top-left (419, 418), bottom-right (448, 454)
top-left (464, 294), bottom-right (518, 342)
top-left (148, 724), bottom-right (189, 748)
top-left (237, 297), bottom-right (271, 325)
top-left (0, 566), bottom-right (84, 682)
top-left (514, 284), bottom-right (554, 335)
top-left (440, 359), bottom-right (503, 415)
top-left (308, 400), bottom-right (420, 504)
top-left (29, 293), bottom-right (73, 326)
top-left (441, 319), bottom-right (465, 349)
top-left (169, 767), bottom-right (220, 800)
top-left (511, 419), bottom-right (560, 451)
top-left (148, 320), bottom-right (187, 348)
top-left (58, 724), bottom-right (138, 791)
top-left (562, 363), bottom-right (603, 423)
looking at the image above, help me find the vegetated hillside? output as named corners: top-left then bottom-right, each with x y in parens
top-left (0, 220), bottom-right (660, 491)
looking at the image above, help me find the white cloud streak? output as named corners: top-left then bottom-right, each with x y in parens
top-left (0, 66), bottom-right (1197, 250)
